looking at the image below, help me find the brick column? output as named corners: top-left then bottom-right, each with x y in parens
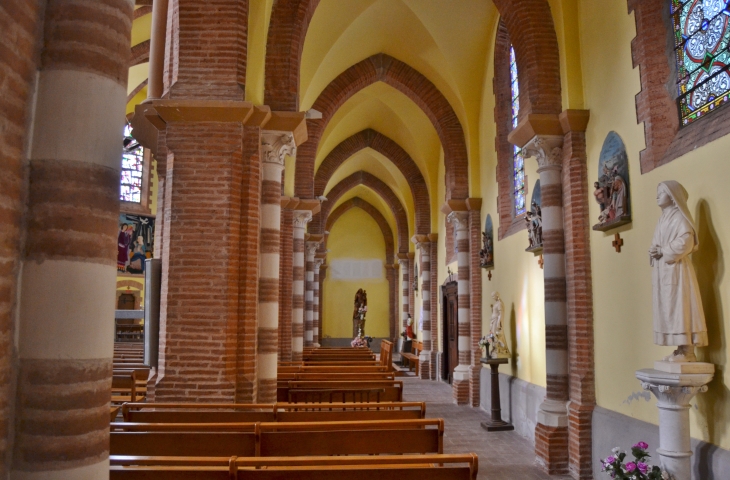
top-left (147, 0), bottom-right (169, 98)
top-left (522, 135), bottom-right (570, 475)
top-left (257, 132), bottom-right (295, 403)
top-left (408, 253), bottom-right (415, 319)
top-left (13, 1), bottom-right (133, 478)
top-left (560, 110), bottom-right (594, 480)
top-left (386, 264), bottom-right (398, 341)
top-left (413, 236), bottom-right (432, 380)
top-left (467, 199), bottom-right (483, 407)
top-left (313, 258), bottom-right (324, 346)
top-left (292, 211), bottom-right (312, 361)
top-left (397, 254), bottom-right (411, 334)
top-left (429, 235), bottom-right (439, 379)
top-left (448, 211), bottom-right (471, 405)
top-left (304, 239), bottom-right (320, 347)
top-left (279, 206), bottom-right (294, 361)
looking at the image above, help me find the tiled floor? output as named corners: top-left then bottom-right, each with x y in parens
top-left (401, 376), bottom-right (570, 480)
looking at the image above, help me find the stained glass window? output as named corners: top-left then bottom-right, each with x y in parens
top-left (510, 45), bottom-right (526, 216)
top-left (120, 124), bottom-right (144, 203)
top-left (672, 0), bottom-right (730, 126)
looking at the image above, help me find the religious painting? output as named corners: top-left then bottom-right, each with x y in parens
top-left (118, 214), bottom-right (155, 275)
top-left (593, 131), bottom-right (631, 232)
top-left (525, 180), bottom-right (543, 253)
top-left (480, 214), bottom-right (494, 269)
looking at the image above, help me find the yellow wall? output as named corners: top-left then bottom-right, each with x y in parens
top-left (581, 0), bottom-right (730, 450)
top-left (322, 208), bottom-right (390, 339)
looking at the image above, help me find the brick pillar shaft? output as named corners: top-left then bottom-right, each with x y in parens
top-left (291, 211), bottom-right (312, 361)
top-left (13, 1), bottom-right (133, 478)
top-left (415, 239), bottom-right (431, 380)
top-left (399, 258), bottom-right (410, 332)
top-left (313, 260), bottom-right (323, 346)
top-left (304, 241), bottom-right (318, 346)
top-left (279, 208), bottom-right (293, 361)
top-left (448, 211), bottom-right (471, 405)
top-left (468, 206), bottom-right (483, 408)
top-left (523, 136), bottom-right (569, 476)
top-left (257, 131), bottom-right (292, 403)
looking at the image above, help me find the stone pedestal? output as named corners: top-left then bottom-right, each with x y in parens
top-left (636, 363), bottom-right (714, 480)
top-left (480, 357), bottom-right (514, 432)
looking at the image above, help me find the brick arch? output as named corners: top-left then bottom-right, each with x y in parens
top-left (293, 54), bottom-right (468, 201)
top-left (314, 129), bottom-right (430, 235)
top-left (317, 171), bottom-right (409, 254)
top-left (491, 0), bottom-right (562, 118)
top-left (264, 0), bottom-right (321, 111)
top-left (325, 197), bottom-right (394, 264)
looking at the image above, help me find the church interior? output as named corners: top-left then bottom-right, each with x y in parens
top-left (2, 0), bottom-right (730, 478)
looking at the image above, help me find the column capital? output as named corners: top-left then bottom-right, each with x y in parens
top-left (411, 235), bottom-right (430, 250)
top-left (314, 258), bottom-right (325, 269)
top-left (261, 130), bottom-right (296, 167)
top-left (397, 258), bottom-right (409, 267)
top-left (293, 210), bottom-right (312, 228)
top-left (305, 241), bottom-right (320, 257)
top-left (521, 135), bottom-right (564, 171)
top-left (447, 211), bottom-right (469, 231)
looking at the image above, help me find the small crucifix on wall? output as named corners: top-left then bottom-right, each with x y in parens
top-left (538, 255), bottom-right (544, 269)
top-left (612, 233), bottom-right (624, 253)
top-left (487, 271), bottom-right (492, 281)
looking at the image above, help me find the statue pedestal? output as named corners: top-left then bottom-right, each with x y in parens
top-left (635, 364), bottom-right (714, 480)
top-left (480, 357), bottom-right (514, 432)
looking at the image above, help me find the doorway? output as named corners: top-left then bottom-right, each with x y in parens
top-left (441, 281), bottom-right (458, 383)
top-left (117, 293), bottom-right (136, 310)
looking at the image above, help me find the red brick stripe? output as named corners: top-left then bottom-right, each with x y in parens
top-left (544, 278), bottom-right (567, 303)
top-left (42, 0), bottom-right (133, 85)
top-left (258, 278), bottom-right (279, 303)
top-left (13, 359), bottom-right (111, 469)
top-left (545, 325), bottom-right (569, 350)
top-left (258, 328), bottom-right (278, 354)
top-left (26, 161), bottom-right (119, 266)
top-left (540, 184), bottom-right (563, 208)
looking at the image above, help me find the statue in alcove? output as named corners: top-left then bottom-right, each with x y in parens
top-left (352, 288), bottom-right (368, 338)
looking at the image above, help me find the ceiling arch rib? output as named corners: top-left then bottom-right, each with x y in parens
top-left (316, 171), bottom-right (409, 255)
top-left (314, 129), bottom-right (429, 235)
top-left (294, 53), bottom-right (469, 201)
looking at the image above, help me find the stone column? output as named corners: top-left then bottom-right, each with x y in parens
top-left (257, 132), bottom-right (295, 403)
top-left (413, 235), bottom-right (432, 380)
top-left (313, 258), bottom-right (324, 346)
top-left (636, 368), bottom-right (714, 480)
top-left (448, 211), bottom-right (471, 405)
top-left (13, 1), bottom-right (134, 478)
top-left (279, 206), bottom-right (294, 361)
top-left (304, 239), bottom-right (320, 347)
top-left (292, 211), bottom-right (312, 361)
top-left (522, 136), bottom-right (570, 473)
top-left (398, 254), bottom-right (411, 334)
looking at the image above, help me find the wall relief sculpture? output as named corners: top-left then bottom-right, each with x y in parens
top-left (480, 214), bottom-right (494, 269)
top-left (525, 180), bottom-right (543, 254)
top-left (593, 131), bottom-right (631, 231)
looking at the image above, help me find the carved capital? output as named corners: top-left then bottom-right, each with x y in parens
top-left (292, 210), bottom-right (312, 228)
top-left (261, 130), bottom-right (296, 167)
top-left (521, 135), bottom-right (564, 171)
top-left (305, 241), bottom-right (320, 257)
top-left (447, 211), bottom-right (469, 231)
top-left (314, 258), bottom-right (325, 269)
top-left (398, 258), bottom-right (409, 268)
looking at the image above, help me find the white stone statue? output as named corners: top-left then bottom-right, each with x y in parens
top-left (489, 292), bottom-right (510, 358)
top-left (649, 181), bottom-right (708, 362)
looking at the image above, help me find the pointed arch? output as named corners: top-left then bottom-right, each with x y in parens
top-left (294, 54), bottom-right (468, 201)
top-left (326, 197), bottom-right (394, 264)
top-left (318, 171), bottom-right (409, 254)
top-left (314, 129), bottom-right (430, 235)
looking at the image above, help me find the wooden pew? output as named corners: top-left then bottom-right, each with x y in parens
top-left (279, 365), bottom-right (389, 373)
top-left (110, 419), bottom-right (443, 457)
top-left (279, 380), bottom-right (403, 403)
top-left (112, 373), bottom-right (144, 405)
top-left (401, 340), bottom-right (423, 376)
top-left (109, 454), bottom-right (479, 480)
top-left (122, 401), bottom-right (426, 423)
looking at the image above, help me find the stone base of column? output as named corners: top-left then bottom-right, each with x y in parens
top-left (469, 364), bottom-right (481, 407)
top-left (453, 367), bottom-right (470, 405)
top-left (419, 350), bottom-right (431, 380)
top-left (257, 378), bottom-right (277, 404)
top-left (430, 351), bottom-right (437, 380)
top-left (535, 422), bottom-right (570, 475)
top-left (145, 368), bottom-right (158, 403)
top-left (568, 401), bottom-right (595, 479)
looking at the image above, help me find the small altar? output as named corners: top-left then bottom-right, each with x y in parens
top-left (480, 357), bottom-right (514, 432)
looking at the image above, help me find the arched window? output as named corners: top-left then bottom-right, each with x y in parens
top-left (510, 45), bottom-right (526, 216)
top-left (121, 124), bottom-right (144, 203)
top-left (672, 0), bottom-right (730, 126)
